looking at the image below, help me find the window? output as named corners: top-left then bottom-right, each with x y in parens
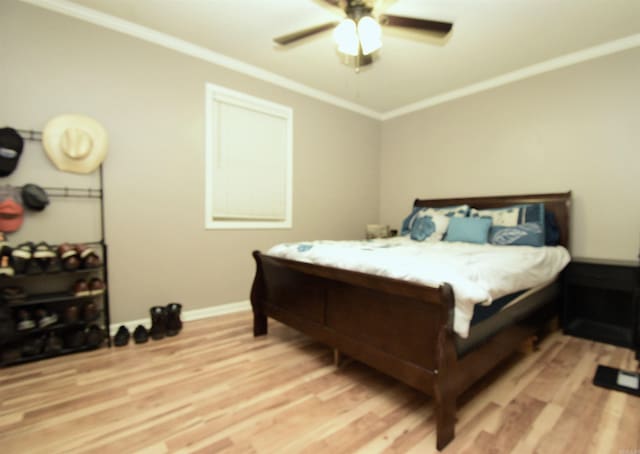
top-left (205, 83), bottom-right (293, 229)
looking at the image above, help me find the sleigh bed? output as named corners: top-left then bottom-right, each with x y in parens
top-left (250, 192), bottom-right (571, 450)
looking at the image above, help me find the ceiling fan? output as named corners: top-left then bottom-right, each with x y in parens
top-left (274, 0), bottom-right (454, 70)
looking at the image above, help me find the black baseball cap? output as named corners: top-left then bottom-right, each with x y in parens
top-left (0, 128), bottom-right (24, 177)
top-left (21, 184), bottom-right (49, 211)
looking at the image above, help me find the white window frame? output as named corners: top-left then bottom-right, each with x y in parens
top-left (205, 83), bottom-right (293, 229)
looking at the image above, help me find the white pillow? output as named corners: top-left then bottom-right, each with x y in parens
top-left (469, 206), bottom-right (519, 226)
top-left (410, 212), bottom-right (450, 241)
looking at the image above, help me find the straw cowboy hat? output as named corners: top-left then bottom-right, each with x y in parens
top-left (43, 114), bottom-right (108, 174)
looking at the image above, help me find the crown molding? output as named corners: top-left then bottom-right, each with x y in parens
top-left (20, 0), bottom-right (640, 122)
top-left (381, 33), bottom-right (640, 120)
top-left (20, 0), bottom-right (383, 121)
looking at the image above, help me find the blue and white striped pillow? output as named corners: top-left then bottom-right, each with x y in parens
top-left (470, 203), bottom-right (546, 246)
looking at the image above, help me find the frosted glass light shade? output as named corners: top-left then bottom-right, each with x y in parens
top-left (333, 18), bottom-right (359, 56)
top-left (357, 16), bottom-right (382, 55)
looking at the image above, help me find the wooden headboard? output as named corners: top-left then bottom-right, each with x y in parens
top-left (414, 192), bottom-right (572, 249)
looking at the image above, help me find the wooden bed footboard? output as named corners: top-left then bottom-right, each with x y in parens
top-left (250, 191), bottom-right (571, 451)
top-left (251, 251), bottom-right (460, 449)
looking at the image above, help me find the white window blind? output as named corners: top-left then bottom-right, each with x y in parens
top-left (205, 84), bottom-right (293, 229)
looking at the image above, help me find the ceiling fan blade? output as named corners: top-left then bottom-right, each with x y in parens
top-left (273, 21), bottom-right (339, 45)
top-left (378, 14), bottom-right (453, 35)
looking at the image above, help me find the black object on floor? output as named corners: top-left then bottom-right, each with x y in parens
top-left (133, 325), bottom-right (148, 344)
top-left (85, 324), bottom-right (104, 348)
top-left (593, 365), bottom-right (640, 397)
top-left (166, 302), bottom-right (182, 336)
top-left (114, 325), bottom-right (130, 347)
top-left (149, 306), bottom-right (167, 340)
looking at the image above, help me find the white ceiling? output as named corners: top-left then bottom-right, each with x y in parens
top-left (25, 0), bottom-right (640, 119)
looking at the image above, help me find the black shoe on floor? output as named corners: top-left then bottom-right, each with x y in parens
top-left (114, 325), bottom-right (130, 347)
top-left (166, 302), bottom-right (182, 336)
top-left (149, 306), bottom-right (167, 340)
top-left (133, 325), bottom-right (148, 344)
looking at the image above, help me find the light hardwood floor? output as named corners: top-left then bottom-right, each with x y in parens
top-left (1, 311), bottom-right (638, 453)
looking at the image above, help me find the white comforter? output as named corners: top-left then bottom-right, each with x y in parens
top-left (267, 237), bottom-right (570, 338)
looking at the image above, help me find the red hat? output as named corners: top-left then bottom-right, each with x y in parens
top-left (0, 197), bottom-right (24, 233)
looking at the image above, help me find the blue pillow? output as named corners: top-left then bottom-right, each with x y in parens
top-left (410, 216), bottom-right (436, 241)
top-left (472, 203), bottom-right (546, 246)
top-left (470, 203), bottom-right (544, 226)
top-left (489, 223), bottom-right (545, 247)
top-left (544, 211), bottom-right (560, 245)
top-left (518, 203), bottom-right (545, 225)
top-left (401, 204), bottom-right (470, 235)
top-left (400, 206), bottom-right (421, 235)
top-left (445, 217), bottom-right (492, 244)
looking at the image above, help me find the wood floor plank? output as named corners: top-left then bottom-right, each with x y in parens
top-left (509, 401), bottom-right (563, 454)
top-left (0, 312), bottom-right (638, 453)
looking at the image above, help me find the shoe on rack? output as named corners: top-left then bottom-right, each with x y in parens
top-left (133, 325), bottom-right (149, 344)
top-left (57, 243), bottom-right (80, 271)
top-left (57, 243), bottom-right (77, 260)
top-left (149, 306), bottom-right (167, 340)
top-left (15, 309), bottom-right (35, 331)
top-left (22, 336), bottom-right (45, 356)
top-left (32, 242), bottom-right (56, 272)
top-left (76, 244), bottom-right (102, 269)
top-left (63, 304), bottom-right (79, 323)
top-left (11, 241), bottom-right (32, 275)
top-left (44, 332), bottom-right (63, 354)
top-left (166, 303), bottom-right (183, 336)
top-left (83, 255), bottom-right (101, 269)
top-left (85, 324), bottom-right (104, 348)
top-left (73, 279), bottom-right (90, 297)
top-left (114, 325), bottom-right (130, 347)
top-left (61, 255), bottom-right (80, 272)
top-left (34, 308), bottom-right (59, 328)
top-left (0, 303), bottom-right (16, 344)
top-left (46, 256), bottom-right (62, 273)
top-left (1, 344), bottom-right (22, 363)
top-left (0, 253), bottom-right (15, 277)
top-left (63, 329), bottom-right (85, 349)
top-left (83, 301), bottom-right (99, 322)
top-left (88, 278), bottom-right (105, 295)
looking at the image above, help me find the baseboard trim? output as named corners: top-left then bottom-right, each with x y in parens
top-left (109, 300), bottom-right (251, 334)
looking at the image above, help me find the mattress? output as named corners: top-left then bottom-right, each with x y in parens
top-left (267, 237), bottom-right (570, 338)
top-left (456, 280), bottom-right (560, 356)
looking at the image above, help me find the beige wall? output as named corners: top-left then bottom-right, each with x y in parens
top-left (3, 2), bottom-right (638, 327)
top-left (0, 1), bottom-right (380, 323)
top-left (380, 48), bottom-right (640, 261)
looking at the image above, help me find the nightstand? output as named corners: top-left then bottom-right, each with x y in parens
top-left (563, 258), bottom-right (639, 359)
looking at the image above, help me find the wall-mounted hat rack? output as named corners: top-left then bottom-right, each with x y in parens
top-left (37, 186), bottom-right (102, 199)
top-left (16, 129), bottom-right (42, 142)
top-left (14, 126), bottom-right (106, 230)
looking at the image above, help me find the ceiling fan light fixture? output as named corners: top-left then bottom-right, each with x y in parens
top-left (357, 16), bottom-right (382, 55)
top-left (334, 18), bottom-right (359, 56)
top-left (275, 0), bottom-right (454, 70)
